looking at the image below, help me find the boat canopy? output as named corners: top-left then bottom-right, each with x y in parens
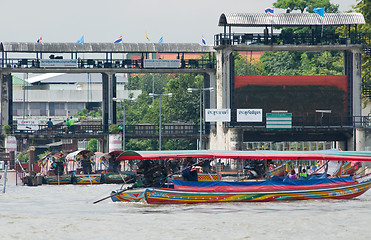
top-left (66, 150), bottom-right (94, 161)
top-left (116, 150), bottom-right (371, 161)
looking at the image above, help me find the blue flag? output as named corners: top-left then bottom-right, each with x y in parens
top-left (114, 35), bottom-right (123, 43)
top-left (313, 8), bottom-right (325, 17)
top-left (76, 36), bottom-right (84, 43)
top-left (158, 36), bottom-right (163, 43)
top-left (264, 7), bottom-right (274, 16)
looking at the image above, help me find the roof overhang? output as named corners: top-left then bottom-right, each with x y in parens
top-left (219, 13), bottom-right (365, 27)
top-left (0, 42), bottom-right (215, 53)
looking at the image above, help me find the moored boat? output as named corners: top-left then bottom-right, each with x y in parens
top-left (66, 150), bottom-right (102, 184)
top-left (95, 151), bottom-right (136, 184)
top-left (104, 150), bottom-right (371, 204)
top-left (38, 151), bottom-right (72, 184)
top-left (145, 177), bottom-right (371, 204)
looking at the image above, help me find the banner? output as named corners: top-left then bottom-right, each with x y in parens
top-left (237, 109), bottom-right (263, 122)
top-left (143, 59), bottom-right (181, 68)
top-left (205, 109), bottom-right (231, 122)
top-left (40, 59), bottom-right (78, 68)
top-left (17, 119), bottom-right (39, 131)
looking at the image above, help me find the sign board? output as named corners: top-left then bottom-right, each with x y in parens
top-left (205, 109), bottom-right (231, 122)
top-left (266, 113), bottom-right (292, 129)
top-left (5, 136), bottom-right (17, 152)
top-left (143, 59), bottom-right (181, 68)
top-left (237, 109), bottom-right (263, 122)
top-left (40, 59), bottom-right (78, 68)
top-left (17, 119), bottom-right (39, 131)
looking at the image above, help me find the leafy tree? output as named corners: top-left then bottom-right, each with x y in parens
top-left (17, 152), bottom-right (29, 163)
top-left (273, 0), bottom-right (338, 13)
top-left (86, 138), bottom-right (97, 152)
top-left (234, 52), bottom-right (262, 76)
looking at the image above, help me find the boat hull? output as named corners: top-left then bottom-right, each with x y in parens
top-left (102, 172), bottom-right (135, 184)
top-left (145, 181), bottom-right (371, 204)
top-left (73, 174), bottom-right (102, 184)
top-left (45, 175), bottom-right (72, 184)
top-left (111, 189), bottom-right (145, 202)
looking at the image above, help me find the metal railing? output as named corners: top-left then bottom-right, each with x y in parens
top-left (214, 32), bottom-right (367, 46)
top-left (4, 116), bottom-right (371, 139)
top-left (1, 57), bottom-right (216, 70)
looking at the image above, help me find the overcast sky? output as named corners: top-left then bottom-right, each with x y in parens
top-left (1, 0), bottom-right (358, 45)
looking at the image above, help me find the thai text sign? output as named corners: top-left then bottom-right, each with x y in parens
top-left (143, 59), bottom-right (181, 68)
top-left (205, 109), bottom-right (231, 122)
top-left (40, 59), bottom-right (78, 68)
top-left (237, 109), bottom-right (263, 122)
top-left (266, 113), bottom-right (292, 129)
top-left (17, 119), bottom-right (39, 131)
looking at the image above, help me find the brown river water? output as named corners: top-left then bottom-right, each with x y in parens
top-left (1, 183), bottom-right (371, 240)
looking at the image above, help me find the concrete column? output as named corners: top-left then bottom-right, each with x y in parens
top-left (352, 48), bottom-right (362, 118)
top-left (209, 47), bottom-right (237, 150)
top-left (102, 73), bottom-right (117, 132)
top-left (0, 72), bottom-right (13, 126)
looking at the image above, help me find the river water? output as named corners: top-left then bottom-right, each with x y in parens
top-left (1, 183), bottom-right (371, 240)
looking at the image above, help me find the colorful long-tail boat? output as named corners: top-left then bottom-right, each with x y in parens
top-left (108, 150), bottom-right (371, 204)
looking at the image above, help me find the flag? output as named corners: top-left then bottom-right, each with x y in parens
top-left (264, 7), bottom-right (274, 16)
top-left (146, 30), bottom-right (151, 43)
top-left (76, 36), bottom-right (84, 43)
top-left (158, 36), bottom-right (163, 43)
top-left (114, 35), bottom-right (123, 43)
top-left (313, 8), bottom-right (325, 17)
top-left (37, 36), bottom-right (42, 43)
top-left (201, 36), bottom-right (206, 45)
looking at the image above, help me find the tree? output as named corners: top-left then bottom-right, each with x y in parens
top-left (86, 138), bottom-right (97, 152)
top-left (234, 52), bottom-right (262, 76)
top-left (273, 0), bottom-right (338, 13)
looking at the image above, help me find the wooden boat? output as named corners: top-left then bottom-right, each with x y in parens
top-left (95, 151), bottom-right (136, 184)
top-left (66, 150), bottom-right (102, 184)
top-left (38, 151), bottom-right (72, 184)
top-left (109, 150), bottom-right (371, 204)
top-left (110, 189), bottom-right (145, 202)
top-left (145, 176), bottom-right (371, 204)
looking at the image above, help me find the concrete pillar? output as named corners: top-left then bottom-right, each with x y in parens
top-left (102, 73), bottom-right (117, 132)
top-left (0, 72), bottom-right (13, 126)
top-left (209, 47), bottom-right (238, 150)
top-left (352, 48), bottom-right (362, 118)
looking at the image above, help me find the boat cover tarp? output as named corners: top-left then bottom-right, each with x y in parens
top-left (172, 177), bottom-right (356, 192)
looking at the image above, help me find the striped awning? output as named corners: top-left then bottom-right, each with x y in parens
top-left (218, 13), bottom-right (365, 27)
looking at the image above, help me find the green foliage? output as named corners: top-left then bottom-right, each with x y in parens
top-left (37, 151), bottom-right (50, 161)
top-left (2, 125), bottom-right (11, 135)
top-left (74, 108), bottom-right (102, 120)
top-left (86, 138), bottom-right (98, 152)
top-left (109, 124), bottom-right (121, 134)
top-left (234, 52), bottom-right (262, 76)
top-left (259, 51), bottom-right (343, 75)
top-left (273, 0), bottom-right (338, 13)
top-left (126, 74), bottom-right (168, 94)
top-left (17, 152), bottom-right (29, 163)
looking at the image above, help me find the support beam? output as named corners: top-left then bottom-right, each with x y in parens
top-left (0, 72), bottom-right (13, 126)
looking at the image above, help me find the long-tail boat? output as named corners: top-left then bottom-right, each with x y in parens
top-left (104, 150), bottom-right (371, 204)
top-left (66, 150), bottom-right (102, 184)
top-left (38, 151), bottom-right (72, 184)
top-left (95, 151), bottom-right (137, 184)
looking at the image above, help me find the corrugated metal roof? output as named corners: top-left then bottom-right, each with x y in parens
top-left (0, 42), bottom-right (215, 53)
top-left (219, 13), bottom-right (365, 27)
